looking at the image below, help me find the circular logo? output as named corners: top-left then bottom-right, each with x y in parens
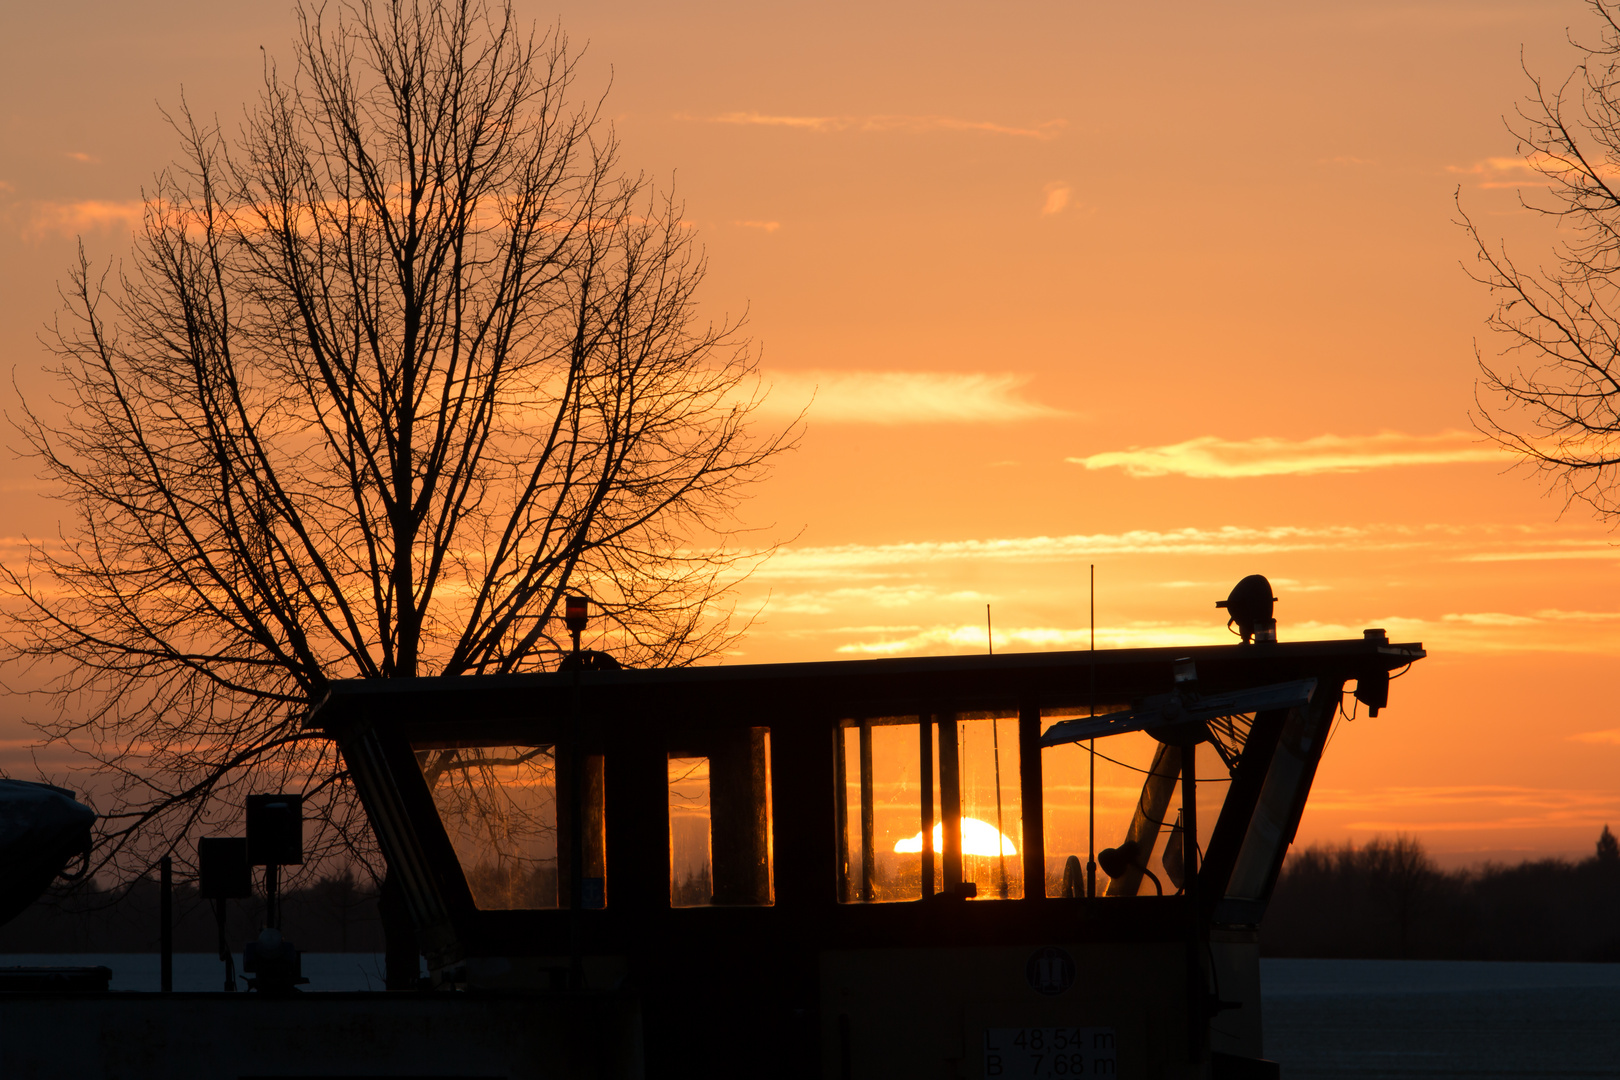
top-left (1026, 946), bottom-right (1075, 996)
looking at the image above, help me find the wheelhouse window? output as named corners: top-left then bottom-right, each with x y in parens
top-left (668, 727), bottom-right (774, 907)
top-left (837, 712), bottom-right (1023, 902)
top-left (1039, 709), bottom-right (1234, 898)
top-left (414, 741), bottom-right (605, 910)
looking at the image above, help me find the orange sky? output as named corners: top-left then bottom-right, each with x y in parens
top-left (3, 0), bottom-right (1618, 866)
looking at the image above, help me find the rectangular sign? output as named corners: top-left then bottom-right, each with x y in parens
top-left (983, 1027), bottom-right (1118, 1078)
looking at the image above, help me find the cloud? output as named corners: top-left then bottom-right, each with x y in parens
top-left (1459, 547), bottom-right (1620, 563)
top-left (1535, 609), bottom-right (1620, 621)
top-left (1306, 784), bottom-right (1620, 832)
top-left (765, 585), bottom-right (988, 616)
top-left (16, 199), bottom-right (144, 241)
top-left (754, 370), bottom-right (1066, 425)
top-left (746, 523), bottom-right (1620, 583)
top-left (752, 525), bottom-right (1380, 581)
top-left (1070, 431), bottom-right (1502, 479)
top-left (1441, 612), bottom-right (1539, 626)
top-left (1160, 577), bottom-right (1330, 592)
top-left (789, 608), bottom-right (1608, 659)
top-left (64, 152), bottom-right (100, 165)
top-left (1570, 729), bottom-right (1620, 745)
top-left (1041, 182), bottom-right (1071, 215)
top-left (831, 621), bottom-right (1232, 656)
top-left (684, 112), bottom-right (1066, 140)
top-left (734, 220), bottom-right (780, 232)
top-left (1447, 154), bottom-right (1576, 190)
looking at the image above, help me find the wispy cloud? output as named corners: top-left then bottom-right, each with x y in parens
top-left (734, 220), bottom-right (780, 232)
top-left (1570, 728), bottom-right (1620, 746)
top-left (683, 112), bottom-right (1066, 140)
top-left (1442, 609), bottom-right (1620, 625)
top-left (754, 370), bottom-right (1066, 425)
top-left (1071, 431), bottom-right (1502, 479)
top-left (1041, 181), bottom-right (1071, 215)
top-left (1459, 546), bottom-right (1620, 563)
top-left (1441, 612), bottom-right (1540, 626)
top-left (64, 151), bottom-right (99, 165)
top-left (1160, 577), bottom-right (1329, 592)
top-left (750, 523), bottom-right (1620, 583)
top-left (791, 609), bottom-right (1613, 660)
top-left (832, 621), bottom-right (1231, 656)
top-left (1308, 785), bottom-right (1620, 832)
top-left (765, 585), bottom-right (989, 616)
top-left (1447, 154), bottom-right (1576, 189)
top-left (754, 525), bottom-right (1380, 581)
top-left (1535, 609), bottom-right (1620, 621)
top-left (14, 198), bottom-right (144, 241)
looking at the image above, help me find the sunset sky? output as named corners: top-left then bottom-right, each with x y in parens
top-left (4, 0), bottom-right (1619, 865)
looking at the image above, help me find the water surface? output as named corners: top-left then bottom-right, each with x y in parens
top-left (0, 952), bottom-right (403, 992)
top-left (1262, 958), bottom-right (1620, 1079)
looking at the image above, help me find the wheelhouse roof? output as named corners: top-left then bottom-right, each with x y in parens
top-left (306, 634), bottom-right (1423, 732)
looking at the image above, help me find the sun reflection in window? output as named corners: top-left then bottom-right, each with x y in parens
top-left (894, 819), bottom-right (1017, 857)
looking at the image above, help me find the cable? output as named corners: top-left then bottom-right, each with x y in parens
top-left (1080, 744), bottom-right (1233, 783)
top-left (1322, 713), bottom-right (1344, 754)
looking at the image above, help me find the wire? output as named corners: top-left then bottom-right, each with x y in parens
top-left (1322, 713), bottom-right (1344, 754)
top-left (1079, 743), bottom-right (1233, 783)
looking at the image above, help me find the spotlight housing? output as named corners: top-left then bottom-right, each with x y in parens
top-left (1216, 575), bottom-right (1278, 644)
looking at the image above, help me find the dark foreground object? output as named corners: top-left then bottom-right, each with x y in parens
top-left (0, 992), bottom-right (640, 1079)
top-left (0, 965), bottom-right (111, 992)
top-left (1263, 959), bottom-right (1620, 1079)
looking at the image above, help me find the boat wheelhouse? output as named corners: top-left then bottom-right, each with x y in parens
top-left (307, 628), bottom-right (1423, 1080)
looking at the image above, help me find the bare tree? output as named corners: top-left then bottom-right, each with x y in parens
top-left (4, 0), bottom-right (793, 880)
top-left (1462, 0), bottom-right (1620, 518)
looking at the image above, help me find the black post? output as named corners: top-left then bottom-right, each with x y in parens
top-left (379, 874), bottom-right (420, 991)
top-left (833, 726), bottom-right (850, 903)
top-left (1182, 742), bottom-right (1204, 1063)
top-left (265, 863), bottom-right (279, 931)
top-left (159, 855), bottom-right (173, 993)
top-left (215, 899), bottom-right (236, 992)
top-left (858, 720), bottom-right (875, 902)
top-left (938, 715), bottom-right (964, 896)
top-left (1088, 563), bottom-right (1098, 899)
top-left (568, 648), bottom-right (585, 987)
top-left (919, 716), bottom-right (934, 897)
top-left (1017, 703), bottom-right (1044, 899)
top-left (562, 594), bottom-right (589, 985)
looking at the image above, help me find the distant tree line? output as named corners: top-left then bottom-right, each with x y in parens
top-left (0, 870), bottom-right (382, 954)
top-left (7, 829), bottom-right (1619, 958)
top-left (1262, 828), bottom-right (1620, 962)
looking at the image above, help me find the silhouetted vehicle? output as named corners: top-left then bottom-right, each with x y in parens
top-left (0, 780), bottom-right (92, 927)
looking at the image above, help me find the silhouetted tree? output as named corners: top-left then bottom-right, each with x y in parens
top-left (1598, 824), bottom-right (1619, 863)
top-left (1461, 0), bottom-right (1620, 514)
top-left (1263, 828), bottom-right (1620, 961)
top-left (1361, 835), bottom-right (1439, 958)
top-left (5, 0), bottom-right (792, 883)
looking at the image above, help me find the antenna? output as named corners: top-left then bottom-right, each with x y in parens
top-left (1088, 564), bottom-right (1096, 899)
top-left (987, 603), bottom-right (1008, 897)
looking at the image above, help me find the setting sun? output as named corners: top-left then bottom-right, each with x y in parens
top-left (893, 818), bottom-right (1018, 858)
